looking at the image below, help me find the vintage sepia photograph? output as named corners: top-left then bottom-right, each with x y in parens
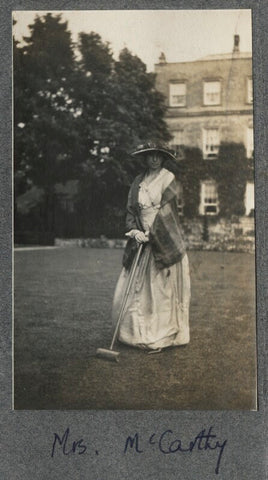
top-left (13, 9), bottom-right (256, 410)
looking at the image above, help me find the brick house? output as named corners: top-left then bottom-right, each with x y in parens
top-left (155, 35), bottom-right (254, 219)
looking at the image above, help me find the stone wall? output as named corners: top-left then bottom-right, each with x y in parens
top-left (155, 56), bottom-right (252, 114)
top-left (55, 217), bottom-right (255, 253)
top-left (166, 114), bottom-right (253, 153)
top-left (154, 53), bottom-right (253, 155)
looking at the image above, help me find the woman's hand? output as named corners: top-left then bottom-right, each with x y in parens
top-left (135, 231), bottom-right (149, 244)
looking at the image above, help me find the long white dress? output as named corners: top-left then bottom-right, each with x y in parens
top-left (112, 168), bottom-right (191, 350)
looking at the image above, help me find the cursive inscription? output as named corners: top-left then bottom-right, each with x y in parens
top-left (124, 426), bottom-right (227, 475)
top-left (51, 427), bottom-right (87, 457)
top-left (50, 425), bottom-right (227, 475)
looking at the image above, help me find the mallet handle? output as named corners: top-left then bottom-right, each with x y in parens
top-left (109, 243), bottom-right (144, 350)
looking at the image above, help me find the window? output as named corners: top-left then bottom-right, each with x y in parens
top-left (170, 130), bottom-right (184, 157)
top-left (177, 182), bottom-right (184, 215)
top-left (169, 83), bottom-right (186, 107)
top-left (60, 197), bottom-right (75, 213)
top-left (247, 77), bottom-right (253, 103)
top-left (247, 127), bottom-right (254, 158)
top-left (203, 128), bottom-right (220, 159)
top-left (203, 81), bottom-right (221, 105)
top-left (245, 182), bottom-right (254, 216)
top-left (200, 180), bottom-right (219, 215)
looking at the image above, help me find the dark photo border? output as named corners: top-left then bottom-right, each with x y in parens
top-left (0, 1), bottom-right (267, 479)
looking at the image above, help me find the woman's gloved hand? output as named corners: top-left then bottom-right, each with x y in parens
top-left (134, 231), bottom-right (149, 244)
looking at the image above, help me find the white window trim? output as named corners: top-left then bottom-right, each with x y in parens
top-left (203, 80), bottom-right (221, 106)
top-left (246, 126), bottom-right (254, 159)
top-left (199, 180), bottom-right (219, 216)
top-left (169, 82), bottom-right (187, 107)
top-left (170, 130), bottom-right (184, 157)
top-left (202, 128), bottom-right (220, 159)
top-left (244, 181), bottom-right (255, 216)
top-left (247, 77), bottom-right (253, 104)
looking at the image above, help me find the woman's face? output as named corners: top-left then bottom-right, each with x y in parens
top-left (146, 152), bottom-right (163, 170)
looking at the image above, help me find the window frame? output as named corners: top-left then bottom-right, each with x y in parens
top-left (244, 181), bottom-right (255, 216)
top-left (202, 127), bottom-right (220, 160)
top-left (246, 126), bottom-right (254, 159)
top-left (199, 180), bottom-right (219, 216)
top-left (169, 81), bottom-right (187, 107)
top-left (203, 79), bottom-right (221, 106)
top-left (170, 129), bottom-right (184, 158)
top-left (246, 76), bottom-right (253, 104)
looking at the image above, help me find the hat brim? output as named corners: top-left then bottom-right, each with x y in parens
top-left (131, 147), bottom-right (177, 162)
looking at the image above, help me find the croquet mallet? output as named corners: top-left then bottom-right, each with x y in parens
top-left (96, 242), bottom-right (144, 362)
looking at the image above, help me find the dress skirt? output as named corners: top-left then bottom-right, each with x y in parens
top-left (112, 243), bottom-right (191, 350)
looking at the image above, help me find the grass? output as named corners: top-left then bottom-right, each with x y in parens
top-left (14, 248), bottom-right (257, 410)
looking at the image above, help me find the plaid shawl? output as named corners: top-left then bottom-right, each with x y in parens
top-left (122, 172), bottom-right (186, 270)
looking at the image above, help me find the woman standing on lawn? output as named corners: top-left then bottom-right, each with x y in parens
top-left (112, 142), bottom-right (191, 354)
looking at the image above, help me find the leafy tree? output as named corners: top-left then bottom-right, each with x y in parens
top-left (14, 15), bottom-right (172, 239)
top-left (73, 39), bottom-right (171, 236)
top-left (14, 13), bottom-right (83, 233)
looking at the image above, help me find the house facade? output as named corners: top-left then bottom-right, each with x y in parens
top-left (155, 35), bottom-right (254, 219)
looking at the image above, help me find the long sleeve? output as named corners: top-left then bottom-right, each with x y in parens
top-left (122, 175), bottom-right (144, 269)
top-left (125, 174), bottom-right (144, 233)
top-left (125, 188), bottom-right (139, 232)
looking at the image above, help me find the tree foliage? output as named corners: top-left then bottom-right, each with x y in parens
top-left (14, 14), bottom-right (80, 188)
top-left (14, 14), bottom-right (171, 237)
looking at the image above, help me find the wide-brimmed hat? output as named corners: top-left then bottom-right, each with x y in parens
top-left (131, 142), bottom-right (177, 161)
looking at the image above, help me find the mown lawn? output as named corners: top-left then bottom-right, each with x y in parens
top-left (14, 248), bottom-right (257, 410)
